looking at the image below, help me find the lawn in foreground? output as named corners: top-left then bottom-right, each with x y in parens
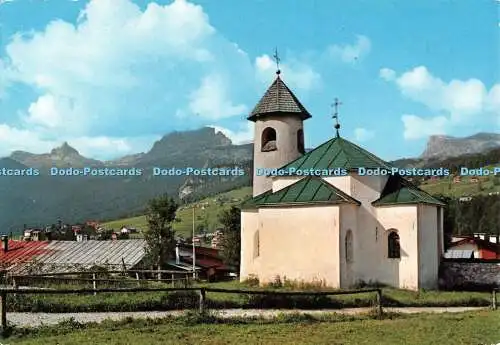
top-left (5, 310), bottom-right (500, 345)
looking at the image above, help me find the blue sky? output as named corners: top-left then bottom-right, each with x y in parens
top-left (0, 0), bottom-right (498, 161)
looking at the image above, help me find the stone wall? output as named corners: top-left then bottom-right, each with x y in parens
top-left (439, 260), bottom-right (500, 290)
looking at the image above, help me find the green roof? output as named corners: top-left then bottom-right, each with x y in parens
top-left (278, 136), bottom-right (393, 173)
top-left (240, 176), bottom-right (361, 209)
top-left (372, 175), bottom-right (446, 207)
top-left (248, 75), bottom-right (312, 122)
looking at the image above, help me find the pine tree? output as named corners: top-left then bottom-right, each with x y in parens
top-left (219, 206), bottom-right (241, 272)
top-left (143, 194), bottom-right (178, 272)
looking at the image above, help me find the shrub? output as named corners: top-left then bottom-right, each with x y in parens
top-left (242, 274), bottom-right (259, 287)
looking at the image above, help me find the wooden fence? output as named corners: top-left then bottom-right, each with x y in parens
top-left (0, 286), bottom-right (384, 330)
top-left (6, 269), bottom-right (195, 292)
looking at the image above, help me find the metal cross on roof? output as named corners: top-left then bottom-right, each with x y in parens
top-left (331, 98), bottom-right (342, 137)
top-left (273, 47), bottom-right (281, 75)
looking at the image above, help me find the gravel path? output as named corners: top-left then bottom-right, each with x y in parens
top-left (5, 307), bottom-right (486, 327)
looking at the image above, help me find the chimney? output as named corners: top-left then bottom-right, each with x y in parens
top-left (1, 235), bottom-right (8, 252)
top-left (175, 244), bottom-right (180, 264)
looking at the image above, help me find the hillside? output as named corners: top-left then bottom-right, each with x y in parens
top-left (101, 186), bottom-right (252, 238)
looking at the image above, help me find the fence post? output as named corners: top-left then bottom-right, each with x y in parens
top-left (0, 292), bottom-right (6, 332)
top-left (93, 274), bottom-right (97, 296)
top-left (492, 289), bottom-right (497, 310)
top-left (376, 289), bottom-right (383, 318)
top-left (199, 288), bottom-right (206, 313)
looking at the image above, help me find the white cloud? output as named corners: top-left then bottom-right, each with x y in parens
top-left (401, 114), bottom-right (448, 140)
top-left (188, 74), bottom-right (247, 119)
top-left (379, 68), bottom-right (396, 81)
top-left (70, 135), bottom-right (158, 160)
top-left (0, 122), bottom-right (156, 160)
top-left (0, 0), bottom-right (258, 157)
top-left (208, 122), bottom-right (254, 145)
top-left (327, 35), bottom-right (371, 63)
top-left (381, 66), bottom-right (500, 138)
top-left (254, 54), bottom-right (321, 91)
top-left (353, 128), bottom-right (374, 142)
top-left (0, 124), bottom-right (57, 156)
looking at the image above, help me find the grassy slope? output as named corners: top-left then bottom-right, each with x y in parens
top-left (6, 310), bottom-right (500, 345)
top-left (419, 164), bottom-right (500, 197)
top-left (101, 187), bottom-right (252, 237)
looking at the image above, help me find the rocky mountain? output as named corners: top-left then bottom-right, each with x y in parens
top-left (11, 142), bottom-right (103, 169)
top-left (420, 133), bottom-right (500, 159)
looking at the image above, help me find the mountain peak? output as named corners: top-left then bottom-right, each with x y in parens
top-left (421, 132), bottom-right (500, 159)
top-left (51, 142), bottom-right (79, 157)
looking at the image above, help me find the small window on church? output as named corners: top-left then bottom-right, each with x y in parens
top-left (345, 230), bottom-right (353, 263)
top-left (388, 231), bottom-right (400, 259)
top-left (253, 230), bottom-right (260, 258)
top-left (261, 127), bottom-right (277, 152)
top-left (297, 129), bottom-right (305, 154)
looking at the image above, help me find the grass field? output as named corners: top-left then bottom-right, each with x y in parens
top-left (420, 164), bottom-right (500, 197)
top-left (101, 187), bottom-right (252, 237)
top-left (4, 310), bottom-right (499, 344)
top-left (5, 279), bottom-right (493, 313)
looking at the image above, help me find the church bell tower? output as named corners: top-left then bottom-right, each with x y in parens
top-left (248, 50), bottom-right (312, 196)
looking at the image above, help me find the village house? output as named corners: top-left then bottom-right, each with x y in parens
top-left (0, 236), bottom-right (147, 274)
top-left (240, 69), bottom-right (446, 290)
top-left (445, 235), bottom-right (500, 259)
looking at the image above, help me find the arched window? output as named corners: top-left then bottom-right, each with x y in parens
top-left (253, 230), bottom-right (260, 258)
top-left (388, 231), bottom-right (400, 258)
top-left (345, 230), bottom-right (353, 263)
top-left (297, 129), bottom-right (305, 154)
top-left (261, 127), bottom-right (277, 152)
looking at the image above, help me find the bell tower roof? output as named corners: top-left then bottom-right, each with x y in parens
top-left (248, 74), bottom-right (312, 122)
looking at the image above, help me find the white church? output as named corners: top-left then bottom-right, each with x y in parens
top-left (240, 69), bottom-right (446, 291)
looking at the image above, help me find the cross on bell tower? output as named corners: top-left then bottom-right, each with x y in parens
top-left (331, 98), bottom-right (342, 138)
top-left (273, 47), bottom-right (281, 75)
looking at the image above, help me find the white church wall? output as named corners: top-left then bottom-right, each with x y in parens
top-left (334, 175), bottom-right (389, 284)
top-left (374, 206), bottom-right (419, 290)
top-left (323, 176), bottom-right (351, 196)
top-left (339, 204), bottom-right (358, 288)
top-left (256, 205), bottom-right (341, 287)
top-left (418, 205), bottom-right (440, 289)
top-left (240, 210), bottom-right (260, 280)
top-left (272, 176), bottom-right (303, 193)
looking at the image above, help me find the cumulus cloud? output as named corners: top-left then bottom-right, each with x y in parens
top-left (353, 128), bottom-right (374, 142)
top-left (0, 0), bottom-right (259, 156)
top-left (401, 114), bottom-right (448, 140)
top-left (327, 35), bottom-right (371, 63)
top-left (208, 122), bottom-right (254, 145)
top-left (254, 54), bottom-right (321, 91)
top-left (381, 65), bottom-right (500, 139)
top-left (0, 122), bottom-right (156, 160)
top-left (188, 74), bottom-right (247, 119)
top-left (379, 68), bottom-right (396, 81)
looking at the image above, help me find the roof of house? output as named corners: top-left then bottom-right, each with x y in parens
top-left (248, 75), bottom-right (311, 121)
top-left (450, 237), bottom-right (500, 253)
top-left (2, 239), bottom-right (147, 274)
top-left (372, 174), bottom-right (446, 207)
top-left (278, 136), bottom-right (393, 172)
top-left (241, 176), bottom-right (361, 208)
top-left (0, 241), bottom-right (52, 268)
